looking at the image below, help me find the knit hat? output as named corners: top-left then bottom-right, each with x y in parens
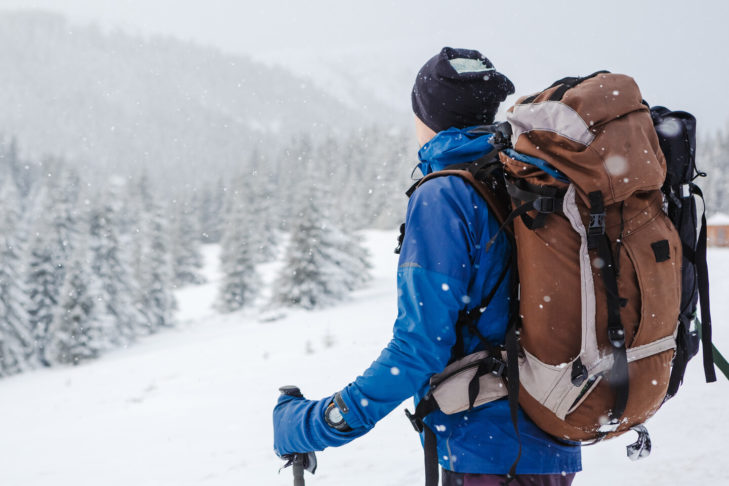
top-left (411, 47), bottom-right (515, 133)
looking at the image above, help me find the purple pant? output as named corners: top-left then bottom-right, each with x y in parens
top-left (442, 469), bottom-right (576, 486)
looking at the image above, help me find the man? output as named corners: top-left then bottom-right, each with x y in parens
top-left (273, 47), bottom-right (581, 486)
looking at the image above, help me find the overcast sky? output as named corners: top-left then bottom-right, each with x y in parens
top-left (1, 0), bottom-right (728, 131)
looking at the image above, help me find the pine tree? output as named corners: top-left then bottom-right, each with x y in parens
top-left (45, 244), bottom-right (103, 365)
top-left (199, 178), bottom-right (225, 243)
top-left (216, 182), bottom-right (260, 312)
top-left (272, 183), bottom-right (353, 310)
top-left (0, 233), bottom-right (33, 376)
top-left (328, 224), bottom-right (372, 292)
top-left (136, 204), bottom-right (177, 332)
top-left (248, 151), bottom-right (280, 262)
top-left (170, 195), bottom-right (206, 286)
top-left (26, 217), bottom-right (64, 367)
top-left (88, 198), bottom-right (142, 345)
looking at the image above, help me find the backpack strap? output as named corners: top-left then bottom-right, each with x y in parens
top-left (692, 186), bottom-right (717, 383)
top-left (587, 191), bottom-right (630, 422)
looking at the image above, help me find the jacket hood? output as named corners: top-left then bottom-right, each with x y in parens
top-left (417, 127), bottom-right (495, 176)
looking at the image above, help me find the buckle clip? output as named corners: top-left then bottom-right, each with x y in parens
top-left (679, 183), bottom-right (691, 198)
top-left (608, 327), bottom-right (625, 348)
top-left (485, 355), bottom-right (506, 376)
top-left (532, 197), bottom-right (556, 214)
top-left (588, 212), bottom-right (606, 236)
top-left (571, 358), bottom-right (588, 386)
top-left (405, 408), bottom-right (424, 433)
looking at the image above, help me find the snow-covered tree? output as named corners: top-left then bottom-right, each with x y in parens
top-left (45, 244), bottom-right (103, 365)
top-left (271, 181), bottom-right (367, 310)
top-left (136, 204), bottom-right (177, 332)
top-left (88, 198), bottom-right (142, 344)
top-left (170, 195), bottom-right (206, 286)
top-left (248, 151), bottom-right (280, 262)
top-left (698, 125), bottom-right (729, 215)
top-left (216, 183), bottom-right (261, 312)
top-left (0, 233), bottom-right (32, 376)
top-left (25, 217), bottom-right (64, 366)
top-left (198, 178), bottom-right (225, 243)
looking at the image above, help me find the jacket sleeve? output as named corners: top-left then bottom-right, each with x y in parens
top-left (273, 177), bottom-right (481, 454)
top-left (338, 177), bottom-right (481, 429)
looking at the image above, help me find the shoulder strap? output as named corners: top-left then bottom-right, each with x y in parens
top-left (414, 164), bottom-right (511, 228)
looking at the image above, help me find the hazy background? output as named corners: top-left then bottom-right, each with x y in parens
top-left (0, 4), bottom-right (727, 485)
top-left (1, 0), bottom-right (727, 128)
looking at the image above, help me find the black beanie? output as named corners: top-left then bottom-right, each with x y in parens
top-left (411, 47), bottom-right (515, 133)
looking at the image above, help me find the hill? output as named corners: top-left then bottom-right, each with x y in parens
top-left (0, 11), bottom-right (390, 183)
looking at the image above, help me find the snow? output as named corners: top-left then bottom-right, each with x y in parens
top-left (0, 230), bottom-right (727, 485)
top-left (708, 212), bottom-right (729, 226)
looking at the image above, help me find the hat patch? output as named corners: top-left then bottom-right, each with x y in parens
top-left (448, 58), bottom-right (495, 74)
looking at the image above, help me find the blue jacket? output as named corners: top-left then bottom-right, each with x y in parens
top-left (273, 128), bottom-right (581, 475)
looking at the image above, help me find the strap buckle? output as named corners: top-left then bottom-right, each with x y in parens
top-left (571, 358), bottom-right (588, 386)
top-left (587, 212), bottom-right (606, 249)
top-left (484, 354), bottom-right (507, 376)
top-left (404, 408), bottom-right (424, 433)
top-left (532, 196), bottom-right (559, 214)
top-left (588, 212), bottom-right (606, 236)
top-left (608, 327), bottom-right (626, 348)
top-left (679, 183), bottom-right (692, 198)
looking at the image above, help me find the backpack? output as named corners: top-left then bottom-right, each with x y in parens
top-left (402, 71), bottom-right (717, 485)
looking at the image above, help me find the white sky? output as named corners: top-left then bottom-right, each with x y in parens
top-left (1, 0), bottom-right (728, 131)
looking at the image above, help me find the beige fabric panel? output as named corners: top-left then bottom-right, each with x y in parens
top-left (562, 184), bottom-right (599, 367)
top-left (508, 101), bottom-right (595, 146)
top-left (430, 351), bottom-right (507, 414)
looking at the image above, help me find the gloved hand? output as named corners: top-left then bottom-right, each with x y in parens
top-left (273, 386), bottom-right (365, 457)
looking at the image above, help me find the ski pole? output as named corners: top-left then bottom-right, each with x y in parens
top-left (278, 386), bottom-right (318, 485)
top-left (291, 454), bottom-right (305, 486)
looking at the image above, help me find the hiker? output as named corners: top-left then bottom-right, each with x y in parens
top-left (273, 47), bottom-right (582, 485)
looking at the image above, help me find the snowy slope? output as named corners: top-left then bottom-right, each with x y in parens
top-left (0, 231), bottom-right (727, 485)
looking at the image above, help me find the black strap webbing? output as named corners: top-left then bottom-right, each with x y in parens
top-left (664, 316), bottom-right (694, 401)
top-left (503, 244), bottom-right (522, 484)
top-left (694, 186), bottom-right (717, 382)
top-left (452, 260), bottom-right (511, 362)
top-left (423, 425), bottom-right (439, 486)
top-left (589, 191), bottom-right (629, 421)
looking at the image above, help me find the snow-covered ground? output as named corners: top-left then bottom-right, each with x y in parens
top-left (0, 231), bottom-right (727, 485)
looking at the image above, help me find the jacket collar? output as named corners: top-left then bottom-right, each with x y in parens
top-left (417, 126), bottom-right (495, 176)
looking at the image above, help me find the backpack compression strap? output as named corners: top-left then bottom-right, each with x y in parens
top-left (588, 191), bottom-right (630, 422)
top-left (693, 186), bottom-right (717, 383)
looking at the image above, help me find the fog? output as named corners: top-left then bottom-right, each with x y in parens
top-left (1, 0), bottom-right (727, 130)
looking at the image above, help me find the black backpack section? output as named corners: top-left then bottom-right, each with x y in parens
top-left (650, 106), bottom-right (717, 397)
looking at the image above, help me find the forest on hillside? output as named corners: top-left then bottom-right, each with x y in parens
top-left (0, 127), bottom-right (415, 378)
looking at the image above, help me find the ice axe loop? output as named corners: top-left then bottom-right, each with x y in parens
top-left (278, 386), bottom-right (318, 485)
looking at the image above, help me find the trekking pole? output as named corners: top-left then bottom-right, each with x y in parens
top-left (278, 386), bottom-right (318, 485)
top-left (291, 454), bottom-right (305, 486)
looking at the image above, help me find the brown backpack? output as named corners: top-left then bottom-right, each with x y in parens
top-left (500, 71), bottom-right (681, 442)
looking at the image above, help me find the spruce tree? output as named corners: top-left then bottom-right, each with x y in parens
top-left (46, 244), bottom-right (103, 365)
top-left (272, 183), bottom-right (350, 310)
top-left (171, 195), bottom-right (206, 286)
top-left (137, 204), bottom-right (177, 332)
top-left (26, 216), bottom-right (64, 366)
top-left (216, 183), bottom-right (260, 312)
top-left (88, 198), bottom-right (141, 345)
top-left (0, 233), bottom-right (33, 376)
